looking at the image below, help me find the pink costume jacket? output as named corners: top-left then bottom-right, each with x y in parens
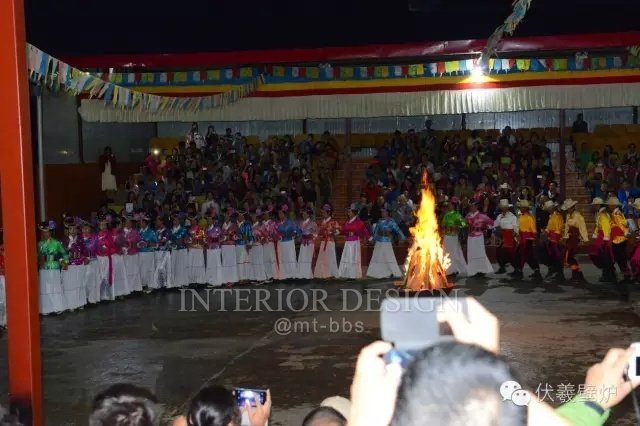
top-left (123, 227), bottom-right (141, 255)
top-left (111, 228), bottom-right (127, 255)
top-left (252, 222), bottom-right (266, 245)
top-left (63, 234), bottom-right (88, 265)
top-left (221, 221), bottom-right (238, 246)
top-left (206, 224), bottom-right (222, 249)
top-left (96, 230), bottom-right (115, 256)
top-left (81, 232), bottom-right (98, 259)
top-left (465, 211), bottom-right (494, 237)
top-left (342, 217), bottom-right (371, 242)
top-left (299, 218), bottom-right (318, 246)
top-left (262, 220), bottom-right (278, 243)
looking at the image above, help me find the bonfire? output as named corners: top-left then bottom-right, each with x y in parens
top-left (402, 172), bottom-right (452, 291)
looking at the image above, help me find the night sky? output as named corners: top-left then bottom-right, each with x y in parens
top-left (24, 0), bottom-right (640, 56)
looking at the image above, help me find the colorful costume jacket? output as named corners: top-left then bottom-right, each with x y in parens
top-left (81, 232), bottom-right (98, 259)
top-left (373, 218), bottom-right (406, 242)
top-left (155, 227), bottom-right (171, 251)
top-left (139, 226), bottom-right (158, 252)
top-left (545, 212), bottom-right (565, 243)
top-left (518, 213), bottom-right (537, 242)
top-left (206, 224), bottom-right (222, 249)
top-left (341, 217), bottom-right (370, 242)
top-left (123, 227), bottom-right (141, 255)
top-left (299, 218), bottom-right (318, 245)
top-left (564, 211), bottom-right (588, 243)
top-left (221, 221), bottom-right (238, 246)
top-left (38, 238), bottom-right (68, 270)
top-left (277, 219), bottom-right (301, 242)
top-left (465, 211), bottom-right (494, 237)
top-left (236, 221), bottom-right (254, 246)
top-left (170, 225), bottom-right (189, 249)
top-left (96, 230), bottom-right (115, 256)
top-left (262, 220), bottom-right (279, 243)
top-left (63, 235), bottom-right (88, 265)
top-left (252, 222), bottom-right (266, 245)
top-left (188, 224), bottom-right (207, 249)
top-left (317, 217), bottom-right (341, 246)
top-left (111, 228), bottom-right (127, 255)
top-left (611, 208), bottom-right (629, 244)
top-left (441, 210), bottom-right (467, 236)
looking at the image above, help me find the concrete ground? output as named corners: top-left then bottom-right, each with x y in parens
top-left (0, 256), bottom-right (639, 425)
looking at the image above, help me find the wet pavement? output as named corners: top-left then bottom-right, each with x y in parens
top-left (0, 258), bottom-right (639, 425)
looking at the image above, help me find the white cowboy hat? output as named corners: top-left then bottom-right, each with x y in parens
top-left (591, 197), bottom-right (604, 205)
top-left (561, 199), bottom-right (578, 210)
top-left (605, 197), bottom-right (622, 206)
top-left (498, 199), bottom-right (511, 208)
top-left (543, 200), bottom-right (556, 210)
top-left (517, 200), bottom-right (531, 209)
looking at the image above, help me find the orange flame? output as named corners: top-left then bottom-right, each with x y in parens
top-left (404, 172), bottom-right (451, 291)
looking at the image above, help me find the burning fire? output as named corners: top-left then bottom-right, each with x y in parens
top-left (403, 172), bottom-right (452, 291)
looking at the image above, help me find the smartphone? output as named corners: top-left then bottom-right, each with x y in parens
top-left (234, 388), bottom-right (267, 407)
top-left (626, 343), bottom-right (640, 379)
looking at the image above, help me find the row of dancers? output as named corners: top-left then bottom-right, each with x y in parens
top-left (33, 204), bottom-right (408, 315)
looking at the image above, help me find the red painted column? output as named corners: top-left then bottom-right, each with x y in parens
top-left (0, 0), bottom-right (44, 424)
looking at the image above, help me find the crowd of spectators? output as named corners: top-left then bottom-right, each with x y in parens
top-left (105, 123), bottom-right (340, 223)
top-left (354, 120), bottom-right (560, 237)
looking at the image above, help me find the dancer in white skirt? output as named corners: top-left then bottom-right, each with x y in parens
top-left (367, 206), bottom-right (406, 279)
top-left (464, 200), bottom-right (495, 276)
top-left (187, 215), bottom-right (207, 285)
top-left (440, 199), bottom-right (469, 277)
top-left (61, 218), bottom-right (88, 310)
top-left (314, 204), bottom-right (340, 279)
top-left (123, 217), bottom-right (143, 293)
top-left (236, 212), bottom-right (254, 282)
top-left (138, 216), bottom-right (158, 290)
top-left (96, 217), bottom-right (116, 301)
top-left (110, 218), bottom-right (131, 297)
top-left (297, 208), bottom-right (318, 279)
top-left (262, 211), bottom-right (280, 281)
top-left (338, 206), bottom-right (371, 279)
top-left (37, 221), bottom-right (68, 314)
top-left (169, 214), bottom-right (189, 288)
top-left (276, 205), bottom-right (300, 280)
top-left (220, 208), bottom-right (239, 286)
top-left (249, 209), bottom-right (267, 283)
top-left (81, 223), bottom-right (101, 304)
top-left (205, 217), bottom-right (223, 287)
top-left (153, 217), bottom-right (172, 289)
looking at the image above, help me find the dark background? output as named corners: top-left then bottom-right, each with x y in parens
top-left (25, 0), bottom-right (640, 56)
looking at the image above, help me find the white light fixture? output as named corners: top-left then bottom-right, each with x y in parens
top-left (471, 66), bottom-right (484, 78)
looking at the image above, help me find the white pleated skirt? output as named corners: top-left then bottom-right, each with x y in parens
top-left (124, 254), bottom-right (142, 293)
top-left (152, 251), bottom-right (172, 289)
top-left (0, 275), bottom-right (6, 326)
top-left (139, 252), bottom-right (156, 288)
top-left (39, 269), bottom-right (65, 314)
top-left (338, 241), bottom-right (362, 279)
top-left (249, 244), bottom-right (267, 282)
top-left (263, 242), bottom-right (279, 280)
top-left (367, 241), bottom-right (402, 279)
top-left (444, 235), bottom-right (469, 276)
top-left (97, 256), bottom-right (115, 301)
top-left (170, 249), bottom-right (189, 288)
top-left (466, 235), bottom-right (494, 275)
top-left (85, 260), bottom-right (101, 304)
top-left (61, 264), bottom-right (87, 310)
top-left (236, 245), bottom-right (250, 281)
top-left (188, 248), bottom-right (207, 284)
top-left (297, 243), bottom-right (315, 279)
top-left (277, 240), bottom-right (298, 280)
top-left (314, 241), bottom-right (338, 279)
top-left (112, 254), bottom-right (130, 297)
top-left (221, 245), bottom-right (239, 284)
top-left (205, 248), bottom-right (223, 287)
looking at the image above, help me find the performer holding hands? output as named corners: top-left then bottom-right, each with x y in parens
top-left (561, 199), bottom-right (588, 282)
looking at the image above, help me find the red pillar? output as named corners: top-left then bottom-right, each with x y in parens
top-left (0, 0), bottom-right (44, 423)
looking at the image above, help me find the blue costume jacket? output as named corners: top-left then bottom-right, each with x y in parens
top-left (373, 218), bottom-right (406, 242)
top-left (277, 219), bottom-right (301, 242)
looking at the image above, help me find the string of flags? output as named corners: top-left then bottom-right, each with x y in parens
top-left (26, 44), bottom-right (264, 111)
